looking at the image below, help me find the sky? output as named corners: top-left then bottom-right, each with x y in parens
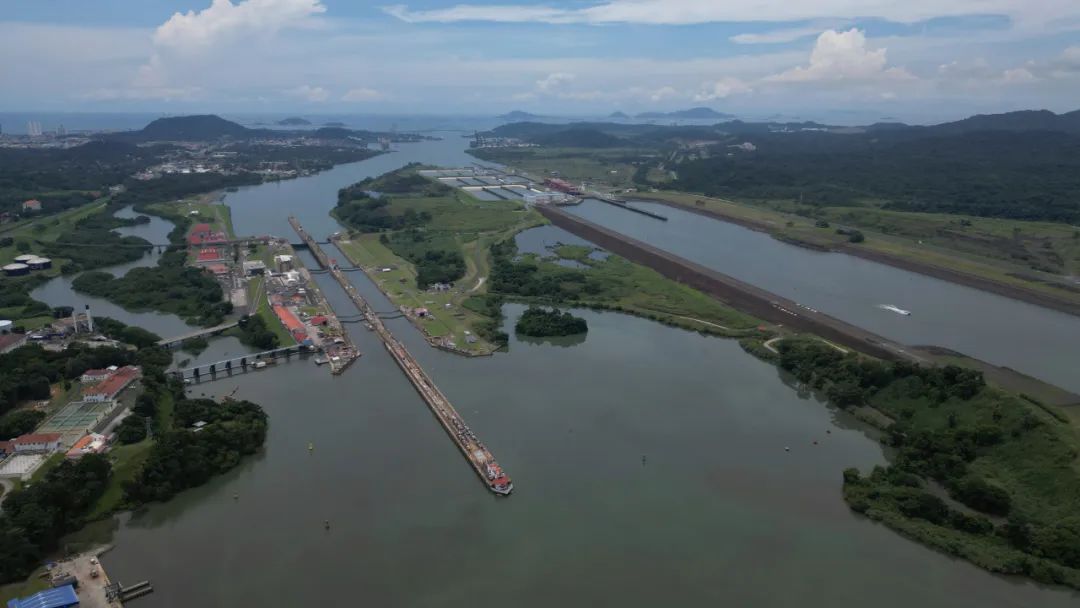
top-left (2, 0), bottom-right (1080, 122)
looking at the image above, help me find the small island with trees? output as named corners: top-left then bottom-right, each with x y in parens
top-left (515, 306), bottom-right (588, 337)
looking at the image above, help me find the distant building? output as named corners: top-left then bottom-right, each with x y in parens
top-left (196, 247), bottom-right (223, 265)
top-left (22, 199), bottom-right (42, 212)
top-left (80, 367), bottom-right (116, 383)
top-left (11, 432), bottom-right (63, 453)
top-left (242, 260), bottom-right (267, 275)
top-left (66, 433), bottom-right (108, 459)
top-left (83, 365), bottom-right (141, 403)
top-left (274, 254), bottom-right (294, 272)
top-left (205, 263), bottom-right (230, 276)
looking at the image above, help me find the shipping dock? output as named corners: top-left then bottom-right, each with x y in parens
top-left (289, 217), bottom-right (512, 495)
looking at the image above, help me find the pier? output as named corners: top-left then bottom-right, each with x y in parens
top-left (289, 216), bottom-right (512, 495)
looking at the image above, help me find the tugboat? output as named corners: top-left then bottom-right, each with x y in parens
top-left (485, 462), bottom-right (513, 495)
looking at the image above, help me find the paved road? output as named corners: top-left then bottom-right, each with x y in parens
top-left (0, 478), bottom-right (14, 510)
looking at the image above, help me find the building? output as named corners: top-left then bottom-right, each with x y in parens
top-left (3, 263), bottom-right (29, 277)
top-left (0, 333), bottom-right (26, 354)
top-left (196, 247), bottom-right (223, 265)
top-left (25, 257), bottom-right (52, 270)
top-left (205, 263), bottom-right (230, 276)
top-left (82, 366), bottom-right (141, 403)
top-left (11, 433), bottom-right (63, 453)
top-left (242, 260), bottom-right (267, 275)
top-left (274, 254), bottom-right (294, 272)
top-left (543, 178), bottom-right (582, 195)
top-left (21, 199), bottom-right (42, 212)
top-left (283, 270), bottom-right (301, 285)
top-left (80, 367), bottom-right (115, 384)
top-left (66, 433), bottom-right (108, 459)
top-left (0, 441), bottom-right (13, 457)
top-left (6, 583), bottom-right (79, 608)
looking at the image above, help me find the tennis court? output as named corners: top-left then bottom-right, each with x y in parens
top-left (39, 400), bottom-right (115, 434)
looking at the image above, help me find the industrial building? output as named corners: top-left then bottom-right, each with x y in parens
top-left (5, 583), bottom-right (79, 608)
top-left (9, 432), bottom-right (63, 453)
top-left (3, 263), bottom-right (29, 277)
top-left (82, 366), bottom-right (141, 403)
top-left (66, 433), bottom-right (108, 459)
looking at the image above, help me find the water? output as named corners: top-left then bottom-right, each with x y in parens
top-left (28, 128), bottom-right (1078, 605)
top-left (565, 200), bottom-right (1080, 394)
top-left (29, 207), bottom-right (196, 338)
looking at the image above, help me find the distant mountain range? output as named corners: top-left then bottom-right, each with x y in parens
top-left (635, 107), bottom-right (735, 120)
top-left (498, 111), bottom-right (546, 121)
top-left (98, 114), bottom-right (414, 143)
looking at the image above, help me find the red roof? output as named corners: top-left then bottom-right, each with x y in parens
top-left (205, 263), bottom-right (229, 275)
top-left (82, 368), bottom-right (111, 378)
top-left (188, 234), bottom-right (205, 245)
top-left (310, 315), bottom-right (328, 326)
top-left (273, 305), bottom-right (304, 332)
top-left (14, 432), bottom-right (62, 445)
top-left (0, 441), bottom-right (13, 453)
top-left (85, 366), bottom-right (139, 399)
top-left (197, 248), bottom-right (221, 262)
top-left (191, 223), bottom-right (212, 235)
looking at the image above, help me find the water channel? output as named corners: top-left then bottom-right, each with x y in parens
top-left (566, 199), bottom-right (1080, 394)
top-left (27, 136), bottom-right (1080, 605)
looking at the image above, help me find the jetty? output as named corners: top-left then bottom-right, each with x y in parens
top-left (289, 217), bottom-right (512, 495)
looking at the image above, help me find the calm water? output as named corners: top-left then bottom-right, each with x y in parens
top-left (566, 199), bottom-right (1080, 393)
top-left (29, 135), bottom-right (1077, 605)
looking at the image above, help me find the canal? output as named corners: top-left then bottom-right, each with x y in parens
top-left (32, 136), bottom-right (1078, 605)
top-left (565, 199), bottom-right (1080, 394)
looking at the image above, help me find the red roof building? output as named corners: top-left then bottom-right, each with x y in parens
top-left (83, 366), bottom-right (141, 403)
top-left (310, 315), bottom-right (329, 326)
top-left (196, 247), bottom-right (223, 264)
top-left (205, 263), bottom-right (230, 275)
top-left (12, 432), bottom-right (63, 453)
top-left (22, 199), bottom-right (42, 212)
top-left (80, 368), bottom-right (113, 383)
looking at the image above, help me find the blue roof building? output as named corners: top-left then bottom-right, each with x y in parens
top-left (6, 584), bottom-right (78, 608)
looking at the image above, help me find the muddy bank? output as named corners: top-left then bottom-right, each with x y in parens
top-left (636, 196), bottom-right (1080, 318)
top-left (537, 205), bottom-right (913, 362)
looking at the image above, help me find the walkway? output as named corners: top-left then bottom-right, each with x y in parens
top-left (157, 321), bottom-right (239, 347)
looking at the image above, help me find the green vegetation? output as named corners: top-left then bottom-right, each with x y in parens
top-left (0, 409), bottom-right (46, 439)
top-left (515, 306), bottom-right (588, 337)
top-left (72, 264), bottom-right (231, 327)
top-left (0, 343), bottom-right (138, 418)
top-left (231, 313), bottom-right (280, 350)
top-left (241, 275), bottom-right (294, 347)
top-left (123, 398), bottom-right (267, 504)
top-left (0, 454), bottom-right (111, 584)
top-left (41, 205), bottom-right (153, 273)
top-left (769, 338), bottom-right (1080, 588)
top-left (115, 415), bottom-right (148, 444)
top-left (180, 336), bottom-right (209, 355)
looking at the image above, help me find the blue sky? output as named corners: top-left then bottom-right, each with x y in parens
top-left (2, 0), bottom-right (1079, 122)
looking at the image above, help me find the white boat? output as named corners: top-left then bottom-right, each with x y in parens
top-left (878, 304), bottom-right (912, 316)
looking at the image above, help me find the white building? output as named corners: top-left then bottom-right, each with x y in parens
top-left (12, 433), bottom-right (63, 453)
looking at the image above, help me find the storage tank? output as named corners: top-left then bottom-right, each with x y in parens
top-left (26, 257), bottom-right (52, 270)
top-left (3, 263), bottom-right (29, 277)
top-left (0, 320), bottom-right (12, 333)
top-left (13, 254), bottom-right (36, 263)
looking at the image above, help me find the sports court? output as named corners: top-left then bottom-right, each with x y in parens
top-left (38, 400), bottom-right (115, 434)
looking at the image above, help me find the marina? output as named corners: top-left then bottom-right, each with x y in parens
top-left (289, 216), bottom-right (512, 495)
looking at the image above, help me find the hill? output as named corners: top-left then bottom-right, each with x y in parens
top-left (120, 115), bottom-right (253, 141)
top-left (531, 127), bottom-right (626, 148)
top-left (498, 110), bottom-right (545, 121)
top-left (637, 107), bottom-right (734, 120)
top-left (924, 109), bottom-right (1080, 135)
top-left (609, 111), bottom-right (631, 120)
top-left (277, 117), bottom-right (312, 126)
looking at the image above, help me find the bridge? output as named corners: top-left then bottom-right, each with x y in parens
top-left (289, 216), bottom-right (513, 495)
top-left (169, 345), bottom-right (313, 382)
top-left (158, 321), bottom-right (240, 348)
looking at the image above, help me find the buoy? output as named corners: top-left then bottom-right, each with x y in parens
top-left (308, 442), bottom-right (314, 452)
top-left (826, 430), bottom-right (831, 434)
top-left (233, 493), bottom-right (239, 500)
top-left (324, 520), bottom-right (330, 530)
top-left (785, 446), bottom-right (790, 452)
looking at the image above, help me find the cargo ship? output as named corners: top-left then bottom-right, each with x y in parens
top-left (485, 462), bottom-right (513, 495)
top-left (878, 304), bottom-right (912, 316)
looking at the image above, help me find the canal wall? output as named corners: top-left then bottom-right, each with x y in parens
top-left (636, 196), bottom-right (1080, 318)
top-left (537, 205), bottom-right (913, 362)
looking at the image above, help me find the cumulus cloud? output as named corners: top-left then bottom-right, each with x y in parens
top-left (694, 77), bottom-right (752, 100)
top-left (342, 87), bottom-right (384, 102)
top-left (535, 72), bottom-right (576, 93)
top-left (285, 84), bottom-right (330, 102)
top-left (765, 29), bottom-right (913, 83)
top-left (383, 1), bottom-right (1080, 27)
top-left (155, 0), bottom-right (326, 52)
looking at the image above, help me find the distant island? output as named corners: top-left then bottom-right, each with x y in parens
top-left (498, 110), bottom-right (545, 121)
top-left (277, 117), bottom-right (312, 126)
top-left (323, 121), bottom-right (346, 127)
top-left (515, 307), bottom-right (589, 337)
top-left (609, 111), bottom-right (631, 120)
top-left (636, 107), bottom-right (734, 120)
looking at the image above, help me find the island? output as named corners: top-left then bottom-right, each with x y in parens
top-left (515, 306), bottom-right (588, 337)
top-left (277, 117), bottom-right (312, 126)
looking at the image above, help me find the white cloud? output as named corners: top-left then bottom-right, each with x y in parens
top-left (765, 29), bottom-right (913, 83)
top-left (285, 84), bottom-right (330, 102)
top-left (155, 0), bottom-right (327, 52)
top-left (535, 72), bottom-right (576, 93)
top-left (694, 78), bottom-right (752, 100)
top-left (383, 1), bottom-right (1080, 27)
top-left (342, 87), bottom-right (384, 102)
top-left (731, 26), bottom-right (833, 45)
top-left (1001, 67), bottom-right (1037, 84)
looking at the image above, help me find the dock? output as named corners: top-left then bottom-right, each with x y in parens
top-left (587, 191), bottom-right (668, 220)
top-left (288, 217), bottom-right (512, 495)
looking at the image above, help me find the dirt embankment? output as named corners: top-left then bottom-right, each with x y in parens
top-left (635, 196), bottom-right (1080, 318)
top-left (538, 205), bottom-right (916, 362)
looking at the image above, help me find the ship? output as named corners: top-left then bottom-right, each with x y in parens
top-left (485, 462), bottom-right (513, 495)
top-left (878, 304), bottom-right (912, 316)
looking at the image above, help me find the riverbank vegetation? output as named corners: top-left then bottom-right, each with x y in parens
top-left (515, 307), bottom-right (588, 337)
top-left (763, 337), bottom-right (1080, 588)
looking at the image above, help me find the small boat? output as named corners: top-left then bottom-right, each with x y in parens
top-left (878, 304), bottom-right (911, 316)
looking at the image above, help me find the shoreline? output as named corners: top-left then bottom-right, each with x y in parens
top-left (635, 196), bottom-right (1080, 318)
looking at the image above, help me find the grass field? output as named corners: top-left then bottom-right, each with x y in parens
top-left (336, 195), bottom-right (544, 352)
top-left (149, 196), bottom-right (235, 239)
top-left (470, 146), bottom-right (648, 189)
top-left (0, 199), bottom-right (109, 267)
top-left (86, 439), bottom-right (155, 520)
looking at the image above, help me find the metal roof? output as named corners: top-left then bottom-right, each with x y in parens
top-left (6, 584), bottom-right (79, 608)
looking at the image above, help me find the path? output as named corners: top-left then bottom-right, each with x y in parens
top-left (0, 478), bottom-right (13, 510)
